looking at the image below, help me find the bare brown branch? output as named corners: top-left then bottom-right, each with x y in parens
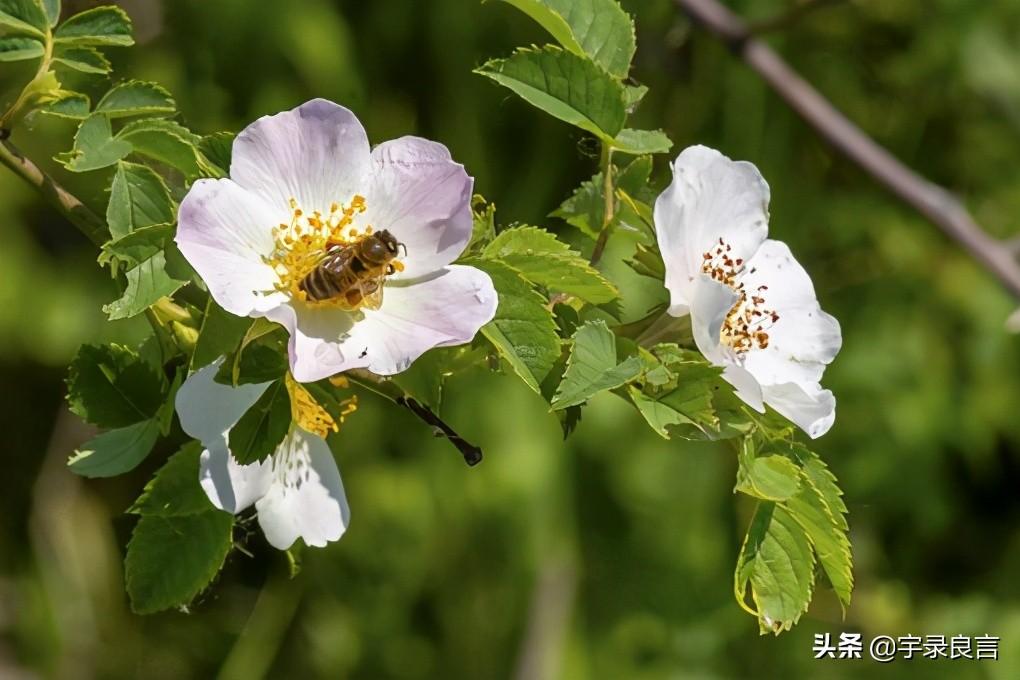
top-left (674, 0), bottom-right (1020, 300)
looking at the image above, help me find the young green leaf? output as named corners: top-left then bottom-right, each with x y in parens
top-left (41, 0), bottom-right (58, 26)
top-left (192, 299), bottom-right (253, 372)
top-left (612, 128), bottom-right (673, 155)
top-left (465, 258), bottom-right (560, 394)
top-left (100, 223), bottom-right (175, 267)
top-left (117, 118), bottom-right (203, 178)
top-left (125, 510), bottom-right (233, 614)
top-left (38, 91), bottom-right (90, 119)
top-left (131, 442), bottom-right (214, 517)
top-left (53, 46), bottom-right (111, 74)
top-left (624, 84), bottom-right (648, 109)
top-left (0, 0), bottom-right (48, 37)
top-left (67, 418), bottom-right (160, 478)
top-left (228, 379), bottom-right (291, 465)
top-left (735, 502), bottom-right (815, 635)
top-left (737, 453), bottom-right (802, 502)
top-left (498, 0), bottom-right (636, 79)
top-left (552, 155), bottom-right (653, 237)
top-left (107, 161), bottom-right (174, 239)
top-left (466, 195), bottom-right (496, 255)
top-left (475, 45), bottom-right (627, 142)
top-left (103, 250), bottom-right (188, 320)
top-left (482, 225), bottom-right (618, 303)
top-left (54, 5), bottom-right (133, 47)
top-left (58, 113), bottom-right (132, 172)
top-left (551, 321), bottom-right (641, 409)
top-left (66, 343), bottom-right (165, 428)
top-left (197, 131), bottom-right (235, 176)
top-left (95, 80), bottom-right (175, 118)
top-left (0, 35), bottom-right (43, 61)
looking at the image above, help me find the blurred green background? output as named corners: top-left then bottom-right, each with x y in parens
top-left (2, 0), bottom-right (1020, 677)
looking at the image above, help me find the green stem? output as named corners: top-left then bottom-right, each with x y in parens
top-left (589, 141), bottom-right (615, 266)
top-left (0, 25), bottom-right (55, 130)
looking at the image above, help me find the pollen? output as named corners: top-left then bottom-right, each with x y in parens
top-left (285, 373), bottom-right (357, 438)
top-left (702, 239), bottom-right (778, 356)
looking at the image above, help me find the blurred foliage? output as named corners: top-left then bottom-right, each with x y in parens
top-left (2, 0), bottom-right (1020, 677)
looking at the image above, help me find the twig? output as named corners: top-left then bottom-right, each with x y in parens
top-left (0, 138), bottom-right (108, 246)
top-left (747, 0), bottom-right (846, 35)
top-left (589, 142), bottom-right (615, 266)
top-left (346, 368), bottom-right (484, 466)
top-left (673, 0), bottom-right (1020, 300)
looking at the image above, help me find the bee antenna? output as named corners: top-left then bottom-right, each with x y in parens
top-left (399, 243), bottom-right (408, 257)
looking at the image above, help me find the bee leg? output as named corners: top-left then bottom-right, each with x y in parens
top-left (386, 264), bottom-right (396, 275)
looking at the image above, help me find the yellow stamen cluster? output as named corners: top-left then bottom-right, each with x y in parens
top-left (285, 373), bottom-right (358, 438)
top-left (702, 238), bottom-right (779, 356)
top-left (264, 195), bottom-right (374, 304)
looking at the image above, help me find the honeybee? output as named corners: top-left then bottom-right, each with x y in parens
top-left (299, 230), bottom-right (404, 309)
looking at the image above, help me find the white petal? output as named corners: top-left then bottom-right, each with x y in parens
top-left (357, 265), bottom-right (497, 375)
top-left (264, 303), bottom-right (371, 383)
top-left (761, 382), bottom-right (836, 439)
top-left (230, 99), bottom-right (372, 214)
top-left (175, 359), bottom-right (272, 447)
top-left (176, 179), bottom-right (286, 317)
top-left (255, 429), bottom-right (350, 550)
top-left (722, 364), bottom-right (765, 413)
top-left (654, 145), bottom-right (770, 311)
top-left (689, 275), bottom-right (740, 367)
top-left (367, 137), bottom-right (474, 278)
top-left (738, 240), bottom-right (842, 386)
top-left (199, 444), bottom-right (273, 514)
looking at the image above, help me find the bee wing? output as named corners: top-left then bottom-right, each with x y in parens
top-left (358, 273), bottom-right (387, 311)
top-left (321, 244), bottom-right (356, 273)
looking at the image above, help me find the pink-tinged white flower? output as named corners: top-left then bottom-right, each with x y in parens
top-left (176, 99), bottom-right (497, 382)
top-left (654, 145), bottom-right (842, 438)
top-left (175, 359), bottom-right (354, 550)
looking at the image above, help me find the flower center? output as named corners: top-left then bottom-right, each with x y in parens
top-left (701, 238), bottom-right (778, 356)
top-left (285, 373), bottom-right (357, 438)
top-left (264, 196), bottom-right (405, 309)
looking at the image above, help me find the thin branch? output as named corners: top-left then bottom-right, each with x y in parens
top-left (674, 0), bottom-right (1020, 300)
top-left (747, 0), bottom-right (846, 35)
top-left (0, 137), bottom-right (108, 246)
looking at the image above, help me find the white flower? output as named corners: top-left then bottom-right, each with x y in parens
top-left (654, 145), bottom-right (842, 438)
top-left (176, 99), bottom-right (497, 383)
top-left (175, 359), bottom-right (352, 550)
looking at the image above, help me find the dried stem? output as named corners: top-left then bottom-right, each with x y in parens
top-left (674, 0), bottom-right (1020, 300)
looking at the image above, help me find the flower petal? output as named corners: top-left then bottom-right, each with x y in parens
top-left (264, 303), bottom-right (370, 383)
top-left (655, 145), bottom-right (770, 311)
top-left (689, 275), bottom-right (740, 366)
top-left (722, 364), bottom-right (765, 413)
top-left (199, 444), bottom-right (273, 514)
top-left (738, 240), bottom-right (842, 386)
top-left (255, 428), bottom-right (350, 550)
top-left (175, 359), bottom-right (272, 447)
top-left (761, 382), bottom-right (836, 439)
top-left (367, 137), bottom-right (474, 278)
top-left (176, 179), bottom-right (286, 317)
top-left (231, 99), bottom-right (372, 214)
top-left (357, 265), bottom-right (497, 375)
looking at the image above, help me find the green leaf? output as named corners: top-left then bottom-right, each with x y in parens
top-left (41, 0), bottom-right (57, 26)
top-left (66, 343), bottom-right (164, 428)
top-left (125, 510), bottom-right (233, 614)
top-left (54, 5), bottom-right (133, 46)
top-left (499, 0), bottom-right (636, 79)
top-left (466, 195), bottom-right (496, 255)
top-left (228, 379), bottom-right (291, 465)
top-left (552, 155), bottom-right (653, 237)
top-left (737, 451), bottom-right (802, 502)
top-left (106, 161), bottom-right (174, 239)
top-left (131, 442), bottom-right (213, 517)
top-left (613, 128), bottom-right (673, 155)
top-left (217, 332), bottom-right (289, 386)
top-left (624, 84), bottom-right (648, 109)
top-left (0, 35), bottom-right (42, 61)
top-left (475, 45), bottom-right (627, 141)
top-left (735, 502), bottom-right (815, 634)
top-left (0, 0), bottom-right (47, 37)
top-left (627, 349), bottom-right (720, 439)
top-left (551, 321), bottom-right (641, 409)
top-left (38, 91), bottom-right (90, 119)
top-left (103, 249), bottom-right (187, 320)
top-left (192, 299), bottom-right (253, 372)
top-left (197, 131), bottom-right (234, 176)
top-left (466, 258), bottom-right (560, 394)
top-left (53, 46), bottom-right (111, 74)
top-left (57, 113), bottom-right (132, 172)
top-left (95, 80), bottom-right (174, 118)
top-left (67, 418), bottom-right (160, 478)
top-left (482, 225), bottom-right (618, 303)
top-left (117, 118), bottom-right (203, 177)
top-left (100, 222), bottom-right (174, 267)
